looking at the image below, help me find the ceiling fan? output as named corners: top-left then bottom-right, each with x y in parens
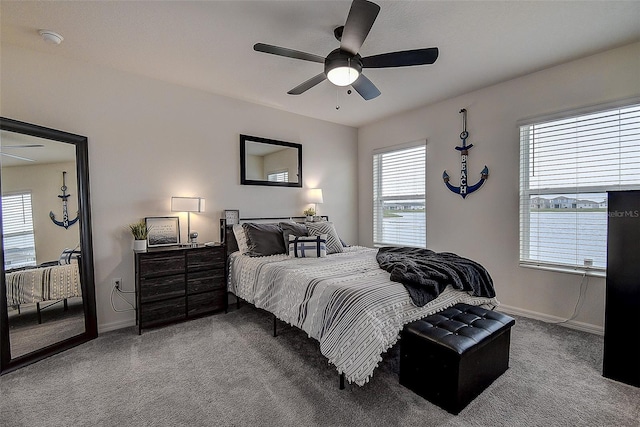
top-left (0, 144), bottom-right (43, 163)
top-left (254, 0), bottom-right (439, 101)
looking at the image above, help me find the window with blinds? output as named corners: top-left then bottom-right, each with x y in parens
top-left (1, 192), bottom-right (36, 270)
top-left (373, 142), bottom-right (426, 247)
top-left (267, 170), bottom-right (288, 182)
top-left (519, 101), bottom-right (640, 271)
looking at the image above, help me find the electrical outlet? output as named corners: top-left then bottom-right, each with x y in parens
top-left (112, 277), bottom-right (122, 289)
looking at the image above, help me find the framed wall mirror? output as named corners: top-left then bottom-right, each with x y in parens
top-left (240, 134), bottom-right (302, 187)
top-left (0, 117), bottom-right (97, 374)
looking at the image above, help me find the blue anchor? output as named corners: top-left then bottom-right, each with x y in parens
top-left (49, 171), bottom-right (79, 229)
top-left (442, 108), bottom-right (489, 198)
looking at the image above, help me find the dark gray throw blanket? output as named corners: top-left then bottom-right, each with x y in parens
top-left (376, 247), bottom-right (495, 307)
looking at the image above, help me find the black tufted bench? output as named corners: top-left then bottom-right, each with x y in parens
top-left (400, 303), bottom-right (515, 414)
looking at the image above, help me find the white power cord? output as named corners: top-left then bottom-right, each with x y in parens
top-left (551, 271), bottom-right (589, 324)
top-left (110, 281), bottom-right (135, 313)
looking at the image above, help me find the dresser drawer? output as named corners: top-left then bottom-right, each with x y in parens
top-left (139, 252), bottom-right (185, 278)
top-left (187, 290), bottom-right (226, 317)
top-left (140, 297), bottom-right (186, 328)
top-left (139, 274), bottom-right (185, 302)
top-left (187, 247), bottom-right (224, 272)
top-left (187, 269), bottom-right (225, 294)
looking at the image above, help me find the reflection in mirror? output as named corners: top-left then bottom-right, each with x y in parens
top-left (1, 131), bottom-right (84, 358)
top-left (240, 134), bottom-right (302, 187)
top-left (1, 117), bottom-right (97, 375)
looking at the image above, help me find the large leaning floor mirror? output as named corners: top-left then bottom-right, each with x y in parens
top-left (0, 117), bottom-right (97, 374)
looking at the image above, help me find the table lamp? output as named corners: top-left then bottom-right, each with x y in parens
top-left (171, 196), bottom-right (205, 245)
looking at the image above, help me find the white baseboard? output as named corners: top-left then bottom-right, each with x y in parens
top-left (98, 319), bottom-right (135, 334)
top-left (497, 304), bottom-right (604, 336)
top-left (97, 306), bottom-right (603, 336)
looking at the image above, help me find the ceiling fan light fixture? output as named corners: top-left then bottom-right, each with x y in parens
top-left (324, 49), bottom-right (363, 87)
top-left (327, 66), bottom-right (360, 86)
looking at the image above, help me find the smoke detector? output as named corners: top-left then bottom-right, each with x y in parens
top-left (38, 30), bottom-right (64, 45)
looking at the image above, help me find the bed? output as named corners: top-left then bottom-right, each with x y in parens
top-left (5, 261), bottom-right (82, 323)
top-left (225, 218), bottom-right (498, 387)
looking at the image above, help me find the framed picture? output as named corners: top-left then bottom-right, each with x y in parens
top-left (224, 209), bottom-right (240, 225)
top-left (145, 216), bottom-right (180, 247)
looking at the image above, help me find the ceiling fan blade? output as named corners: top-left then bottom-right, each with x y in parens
top-left (254, 43), bottom-right (325, 63)
top-left (351, 74), bottom-right (380, 100)
top-left (0, 152), bottom-right (36, 162)
top-left (362, 47), bottom-right (439, 68)
top-left (340, 0), bottom-right (380, 55)
top-left (287, 73), bottom-right (327, 95)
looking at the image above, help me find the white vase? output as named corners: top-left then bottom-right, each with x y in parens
top-left (133, 239), bottom-right (147, 252)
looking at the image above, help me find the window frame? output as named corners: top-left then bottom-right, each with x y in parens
top-left (373, 140), bottom-right (426, 248)
top-left (518, 97), bottom-right (640, 275)
top-left (1, 191), bottom-right (37, 270)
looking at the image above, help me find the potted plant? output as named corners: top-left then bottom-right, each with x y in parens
top-left (303, 207), bottom-right (316, 222)
top-left (129, 221), bottom-right (150, 251)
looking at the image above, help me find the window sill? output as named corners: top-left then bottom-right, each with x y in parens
top-left (519, 263), bottom-right (606, 278)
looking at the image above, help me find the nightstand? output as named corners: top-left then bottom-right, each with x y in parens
top-left (134, 244), bottom-right (226, 334)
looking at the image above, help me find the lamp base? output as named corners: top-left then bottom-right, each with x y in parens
top-left (189, 231), bottom-right (199, 247)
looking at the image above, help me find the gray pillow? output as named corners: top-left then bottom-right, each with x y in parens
top-left (305, 221), bottom-right (344, 254)
top-left (243, 223), bottom-right (286, 256)
top-left (280, 222), bottom-right (307, 254)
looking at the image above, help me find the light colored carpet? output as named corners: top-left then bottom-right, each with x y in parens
top-left (1, 304), bottom-right (638, 427)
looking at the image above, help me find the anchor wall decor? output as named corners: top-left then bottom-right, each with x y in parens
top-left (442, 108), bottom-right (489, 198)
top-left (49, 171), bottom-right (79, 229)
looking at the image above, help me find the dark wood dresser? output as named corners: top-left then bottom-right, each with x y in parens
top-left (134, 244), bottom-right (226, 334)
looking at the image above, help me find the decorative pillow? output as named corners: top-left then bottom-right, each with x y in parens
top-left (233, 224), bottom-right (249, 254)
top-left (243, 223), bottom-right (287, 257)
top-left (289, 234), bottom-right (327, 258)
top-left (59, 248), bottom-right (80, 264)
top-left (280, 222), bottom-right (308, 254)
top-left (305, 221), bottom-right (344, 254)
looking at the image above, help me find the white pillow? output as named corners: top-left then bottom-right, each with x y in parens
top-left (233, 224), bottom-right (249, 254)
top-left (289, 234), bottom-right (327, 258)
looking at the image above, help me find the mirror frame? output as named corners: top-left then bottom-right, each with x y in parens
top-left (0, 117), bottom-right (98, 375)
top-left (240, 134), bottom-right (302, 187)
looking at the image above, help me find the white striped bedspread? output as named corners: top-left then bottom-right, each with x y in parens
top-left (5, 263), bottom-right (82, 306)
top-left (228, 246), bottom-right (499, 386)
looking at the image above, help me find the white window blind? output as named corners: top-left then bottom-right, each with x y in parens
top-left (267, 170), bottom-right (288, 182)
top-left (2, 192), bottom-right (36, 269)
top-left (373, 142), bottom-right (426, 247)
top-left (519, 102), bottom-right (640, 271)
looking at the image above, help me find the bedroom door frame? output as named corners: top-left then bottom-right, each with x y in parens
top-left (0, 117), bottom-right (98, 375)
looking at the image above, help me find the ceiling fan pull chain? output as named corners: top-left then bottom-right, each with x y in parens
top-left (336, 88), bottom-right (340, 110)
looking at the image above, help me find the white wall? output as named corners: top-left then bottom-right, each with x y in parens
top-left (358, 42), bottom-right (640, 333)
top-left (1, 45), bottom-right (358, 332)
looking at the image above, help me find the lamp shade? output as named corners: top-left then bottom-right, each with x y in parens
top-left (308, 189), bottom-right (323, 204)
top-left (171, 197), bottom-right (205, 213)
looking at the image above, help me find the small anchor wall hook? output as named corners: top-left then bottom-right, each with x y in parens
top-left (49, 171), bottom-right (79, 229)
top-left (442, 108), bottom-right (489, 198)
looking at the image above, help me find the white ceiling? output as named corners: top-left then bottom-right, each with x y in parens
top-left (0, 131), bottom-right (75, 167)
top-left (2, 1), bottom-right (639, 128)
